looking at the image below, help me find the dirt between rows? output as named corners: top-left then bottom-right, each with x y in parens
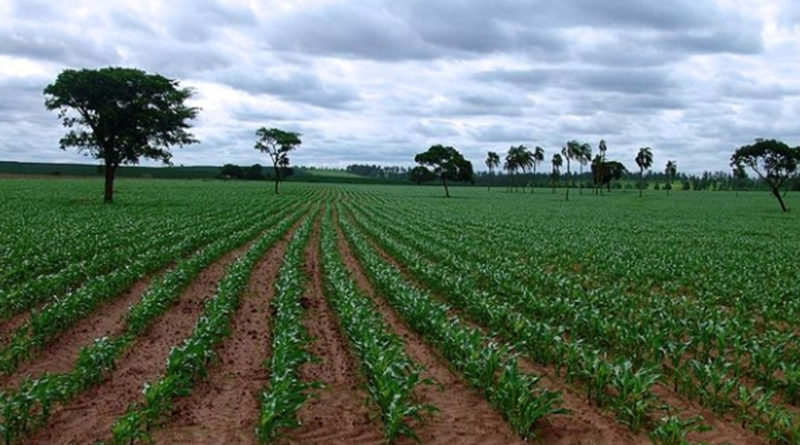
top-left (24, 239), bottom-right (257, 445)
top-left (278, 217), bottom-right (386, 445)
top-left (342, 210), bottom-right (767, 445)
top-left (334, 212), bottom-right (651, 445)
top-left (0, 273), bottom-right (159, 390)
top-left (150, 222), bottom-right (298, 444)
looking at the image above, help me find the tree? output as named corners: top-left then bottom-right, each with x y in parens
top-left (562, 141), bottom-right (587, 201)
top-left (595, 140), bottom-right (608, 195)
top-left (551, 153), bottom-right (563, 194)
top-left (44, 67), bottom-right (198, 203)
top-left (485, 151), bottom-right (500, 191)
top-left (408, 165), bottom-right (435, 185)
top-left (254, 128), bottom-right (302, 194)
top-left (530, 146), bottom-right (545, 193)
top-left (635, 147), bottom-right (654, 198)
top-left (731, 160), bottom-right (747, 197)
top-left (575, 142), bottom-right (592, 194)
top-left (592, 158), bottom-right (627, 192)
top-left (664, 160), bottom-right (677, 196)
top-left (414, 144), bottom-right (473, 197)
top-left (731, 139), bottom-right (800, 211)
top-left (504, 145), bottom-right (532, 192)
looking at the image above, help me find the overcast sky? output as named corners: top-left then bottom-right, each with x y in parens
top-left (1, 0), bottom-right (798, 173)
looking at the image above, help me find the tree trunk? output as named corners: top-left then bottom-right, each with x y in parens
top-left (273, 162), bottom-right (281, 194)
top-left (639, 169), bottom-right (644, 198)
top-left (103, 163), bottom-right (117, 203)
top-left (565, 160), bottom-right (570, 202)
top-left (772, 187), bottom-right (788, 211)
top-left (442, 177), bottom-right (450, 198)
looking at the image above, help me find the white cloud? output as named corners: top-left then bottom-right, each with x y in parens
top-left (0, 0), bottom-right (797, 173)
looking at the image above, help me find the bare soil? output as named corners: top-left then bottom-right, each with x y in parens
top-left (343, 209), bottom-right (768, 445)
top-left (0, 273), bottom-right (158, 389)
top-left (25, 241), bottom-right (254, 445)
top-left (335, 213), bottom-right (649, 445)
top-left (333, 214), bottom-right (527, 445)
top-left (278, 218), bottom-right (385, 445)
top-left (149, 219), bottom-right (300, 444)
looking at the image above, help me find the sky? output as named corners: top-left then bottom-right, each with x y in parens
top-left (0, 0), bottom-right (798, 174)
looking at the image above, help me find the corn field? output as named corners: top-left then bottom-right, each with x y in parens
top-left (0, 178), bottom-right (799, 445)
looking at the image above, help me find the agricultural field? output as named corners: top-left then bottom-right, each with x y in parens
top-left (0, 177), bottom-right (799, 445)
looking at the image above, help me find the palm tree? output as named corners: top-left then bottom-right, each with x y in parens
top-left (563, 141), bottom-right (585, 201)
top-left (530, 146), bottom-right (545, 193)
top-left (664, 160), bottom-right (677, 196)
top-left (504, 148), bottom-right (519, 192)
top-left (576, 143), bottom-right (592, 194)
top-left (551, 153), bottom-right (563, 194)
top-left (635, 147), bottom-right (654, 198)
top-left (485, 151), bottom-right (500, 191)
top-left (505, 145), bottom-right (532, 192)
top-left (516, 145), bottom-right (534, 191)
top-left (596, 140), bottom-right (608, 195)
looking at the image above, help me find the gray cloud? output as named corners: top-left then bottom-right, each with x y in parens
top-left (0, 0), bottom-right (795, 174)
top-left (220, 69), bottom-right (360, 109)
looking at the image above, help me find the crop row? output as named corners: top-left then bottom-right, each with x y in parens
top-left (0, 204), bottom-right (306, 445)
top-left (336, 205), bottom-right (566, 440)
top-left (0, 196), bottom-right (306, 375)
top-left (110, 209), bottom-right (307, 443)
top-left (347, 199), bottom-right (800, 442)
top-left (0, 206), bottom-right (246, 320)
top-left (256, 211), bottom-right (318, 442)
top-left (319, 207), bottom-right (434, 442)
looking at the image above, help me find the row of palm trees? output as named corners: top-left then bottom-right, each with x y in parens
top-left (486, 141), bottom-right (676, 199)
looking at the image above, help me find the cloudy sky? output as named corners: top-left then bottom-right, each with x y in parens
top-left (1, 0), bottom-right (798, 173)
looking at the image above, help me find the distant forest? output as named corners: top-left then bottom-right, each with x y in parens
top-left (1, 161), bottom-right (797, 191)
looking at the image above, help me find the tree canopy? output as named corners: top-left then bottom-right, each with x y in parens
top-left (731, 139), bottom-right (800, 211)
top-left (414, 144), bottom-right (473, 197)
top-left (44, 67), bottom-right (199, 202)
top-left (254, 127), bottom-right (302, 194)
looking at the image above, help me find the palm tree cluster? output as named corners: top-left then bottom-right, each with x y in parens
top-left (485, 141), bottom-right (671, 200)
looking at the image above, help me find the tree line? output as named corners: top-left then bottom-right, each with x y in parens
top-left (42, 66), bottom-right (800, 211)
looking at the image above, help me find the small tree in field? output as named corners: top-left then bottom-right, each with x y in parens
top-left (530, 146), bottom-right (545, 193)
top-left (485, 151), bottom-right (500, 191)
top-left (414, 144), bottom-right (473, 198)
top-left (551, 153), bottom-right (563, 194)
top-left (665, 160), bottom-right (677, 196)
top-left (254, 127), bottom-right (302, 194)
top-left (44, 67), bottom-right (199, 203)
top-left (635, 147), bottom-right (653, 198)
top-left (731, 139), bottom-right (800, 211)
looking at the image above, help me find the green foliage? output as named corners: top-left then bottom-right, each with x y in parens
top-left (731, 138), bottom-right (800, 211)
top-left (413, 144), bottom-right (473, 197)
top-left (256, 214), bottom-right (318, 442)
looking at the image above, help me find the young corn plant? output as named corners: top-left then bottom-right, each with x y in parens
top-left (337, 206), bottom-right (566, 440)
top-left (110, 212), bottom-right (306, 444)
top-left (608, 360), bottom-right (661, 433)
top-left (256, 214), bottom-right (319, 442)
top-left (320, 209), bottom-right (435, 443)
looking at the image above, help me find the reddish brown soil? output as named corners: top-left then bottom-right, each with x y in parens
top-left (278, 219), bottom-right (385, 445)
top-left (652, 384), bottom-right (767, 445)
top-left (149, 223), bottom-right (297, 444)
top-left (0, 273), bottom-right (158, 389)
top-left (333, 217), bottom-right (526, 445)
top-left (0, 310), bottom-right (32, 348)
top-left (334, 215), bottom-right (647, 445)
top-left (25, 242), bottom-right (254, 445)
top-left (345, 210), bottom-right (769, 445)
